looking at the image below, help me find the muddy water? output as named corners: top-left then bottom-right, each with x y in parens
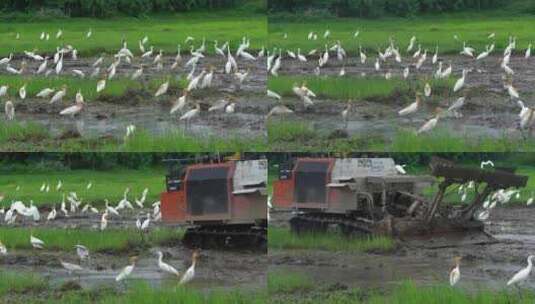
top-left (6, 55), bottom-right (268, 139)
top-left (0, 209), bottom-right (266, 292)
top-left (277, 54), bottom-right (534, 140)
top-left (269, 207), bottom-right (535, 292)
top-left (1, 246), bottom-right (266, 292)
top-left (16, 96), bottom-right (267, 139)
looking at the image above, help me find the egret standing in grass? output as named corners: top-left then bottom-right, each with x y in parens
top-left (5, 100), bottom-right (14, 121)
top-left (30, 234), bottom-right (45, 249)
top-left (0, 240), bottom-right (7, 255)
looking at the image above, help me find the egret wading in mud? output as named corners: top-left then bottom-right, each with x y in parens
top-left (116, 256), bottom-right (138, 283)
top-left (449, 256), bottom-right (462, 286)
top-left (60, 259), bottom-right (84, 280)
top-left (157, 251), bottom-right (180, 278)
top-left (180, 104), bottom-right (200, 131)
top-left (507, 255), bottom-right (535, 287)
top-left (179, 250), bottom-right (200, 285)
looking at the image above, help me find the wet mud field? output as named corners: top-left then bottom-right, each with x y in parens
top-left (5, 55), bottom-right (269, 140)
top-left (0, 208), bottom-right (266, 292)
top-left (269, 206), bottom-right (535, 295)
top-left (274, 54), bottom-right (535, 140)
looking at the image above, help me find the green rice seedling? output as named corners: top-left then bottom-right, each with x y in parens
top-left (268, 228), bottom-right (395, 252)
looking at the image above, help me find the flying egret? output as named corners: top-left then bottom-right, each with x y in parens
top-left (395, 164), bottom-right (407, 175)
top-left (480, 160), bottom-right (495, 169)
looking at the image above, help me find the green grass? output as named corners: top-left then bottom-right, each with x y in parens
top-left (0, 121), bottom-right (50, 144)
top-left (0, 123), bottom-right (267, 152)
top-left (0, 227), bottom-right (184, 253)
top-left (269, 14), bottom-right (535, 55)
top-left (0, 167), bottom-right (165, 208)
top-left (268, 271), bottom-right (313, 294)
top-left (390, 129), bottom-right (535, 152)
top-left (0, 274), bottom-right (267, 304)
top-left (0, 271), bottom-right (47, 297)
top-left (267, 121), bottom-right (315, 144)
top-left (0, 74), bottom-right (189, 104)
top-left (0, 75), bottom-right (145, 102)
top-left (268, 76), bottom-right (454, 101)
top-left (271, 281), bottom-right (535, 304)
top-left (99, 282), bottom-right (266, 304)
top-left (0, 13), bottom-right (266, 57)
top-left (269, 76), bottom-right (405, 101)
top-left (268, 228), bottom-right (395, 252)
top-left (267, 124), bottom-right (535, 152)
top-left (106, 129), bottom-right (268, 152)
top-left (368, 281), bottom-right (535, 304)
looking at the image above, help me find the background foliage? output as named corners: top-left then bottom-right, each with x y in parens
top-left (0, 0), bottom-right (265, 17)
top-left (268, 0), bottom-right (513, 17)
top-left (0, 153), bottom-right (243, 171)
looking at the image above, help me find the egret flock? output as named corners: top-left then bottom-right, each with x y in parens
top-left (1, 28), bottom-right (265, 139)
top-left (0, 180), bottom-right (200, 285)
top-left (266, 30), bottom-right (535, 136)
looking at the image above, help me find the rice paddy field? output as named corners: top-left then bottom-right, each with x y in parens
top-left (0, 162), bottom-right (268, 303)
top-left (267, 155), bottom-right (535, 303)
top-left (0, 9), bottom-right (269, 152)
top-left (266, 10), bottom-right (535, 152)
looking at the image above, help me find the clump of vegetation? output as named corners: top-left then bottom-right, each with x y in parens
top-left (0, 273), bottom-right (266, 303)
top-left (0, 167), bottom-right (165, 208)
top-left (268, 271), bottom-right (314, 293)
top-left (269, 0), bottom-right (517, 18)
top-left (268, 228), bottom-right (395, 252)
top-left (268, 76), bottom-right (407, 101)
top-left (0, 271), bottom-right (47, 297)
top-left (0, 0), bottom-right (264, 18)
top-left (0, 227), bottom-right (184, 253)
top-left (366, 281), bottom-right (535, 304)
top-left (268, 121), bottom-right (315, 144)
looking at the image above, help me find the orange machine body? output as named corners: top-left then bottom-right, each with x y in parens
top-left (272, 158), bottom-right (430, 214)
top-left (273, 158), bottom-right (335, 210)
top-left (161, 160), bottom-right (267, 225)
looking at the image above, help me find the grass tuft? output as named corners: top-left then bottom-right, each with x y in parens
top-left (0, 227), bottom-right (184, 253)
top-left (0, 271), bottom-right (47, 297)
top-left (268, 271), bottom-right (314, 294)
top-left (268, 228), bottom-right (395, 252)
